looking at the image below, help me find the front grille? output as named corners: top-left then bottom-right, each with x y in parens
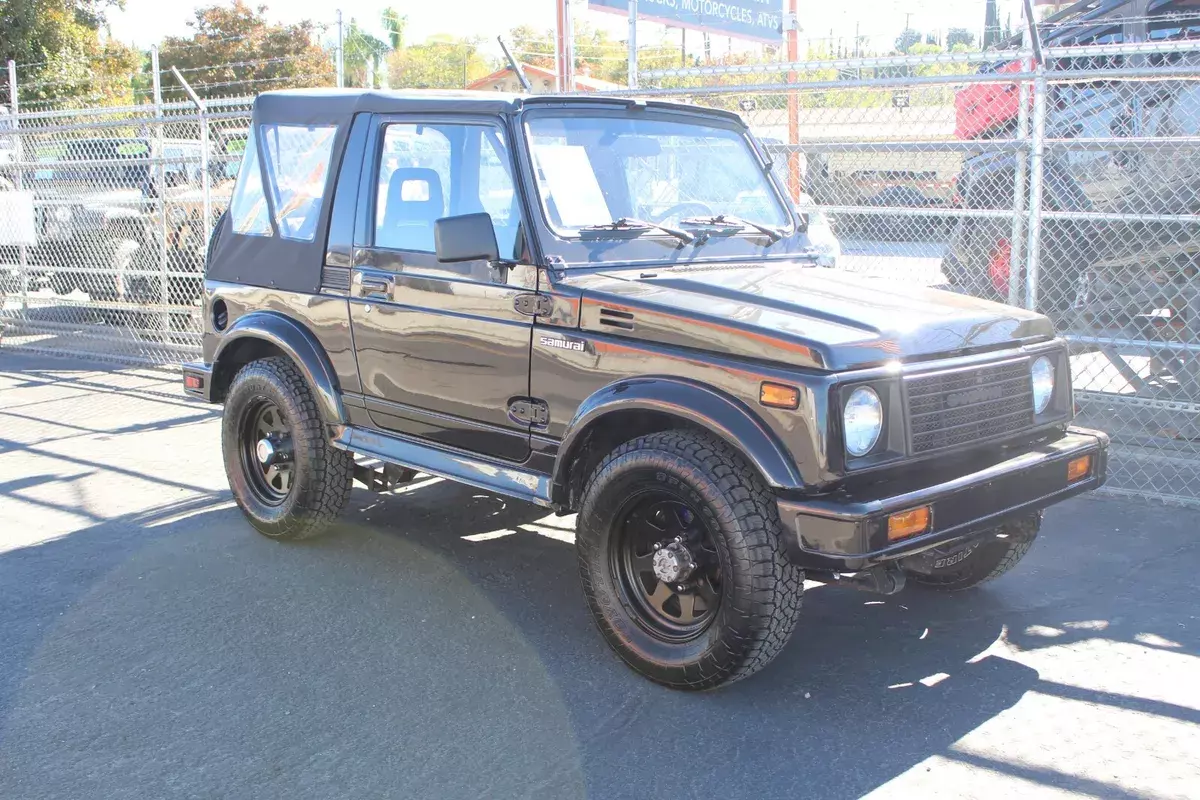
top-left (905, 358), bottom-right (1034, 455)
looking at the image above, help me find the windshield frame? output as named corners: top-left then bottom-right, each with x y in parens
top-left (516, 104), bottom-right (803, 268)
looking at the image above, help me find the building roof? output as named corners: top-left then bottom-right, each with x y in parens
top-left (466, 63), bottom-right (623, 92)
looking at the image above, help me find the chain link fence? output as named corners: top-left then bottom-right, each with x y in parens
top-left (1, 96), bottom-right (251, 365)
top-left (622, 39), bottom-right (1200, 506)
top-left (4, 41), bottom-right (1200, 506)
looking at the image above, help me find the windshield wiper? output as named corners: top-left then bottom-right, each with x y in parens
top-left (679, 214), bottom-right (784, 243)
top-left (578, 217), bottom-right (695, 245)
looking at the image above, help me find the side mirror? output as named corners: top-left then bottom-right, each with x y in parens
top-left (434, 212), bottom-right (501, 264)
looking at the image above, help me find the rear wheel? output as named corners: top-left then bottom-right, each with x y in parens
top-left (900, 514), bottom-right (1040, 591)
top-left (575, 430), bottom-right (804, 690)
top-left (222, 356), bottom-right (353, 540)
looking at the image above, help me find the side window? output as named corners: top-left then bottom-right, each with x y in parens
top-left (260, 124), bottom-right (338, 242)
top-left (229, 126), bottom-right (271, 236)
top-left (375, 123), bottom-right (522, 261)
top-left (376, 125), bottom-right (452, 252)
top-left (479, 132), bottom-right (521, 259)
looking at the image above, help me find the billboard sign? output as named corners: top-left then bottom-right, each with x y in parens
top-left (588, 0), bottom-right (784, 43)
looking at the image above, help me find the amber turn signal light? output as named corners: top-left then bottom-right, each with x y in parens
top-left (887, 506), bottom-right (931, 541)
top-left (1067, 455), bottom-right (1092, 483)
top-left (760, 382), bottom-right (800, 409)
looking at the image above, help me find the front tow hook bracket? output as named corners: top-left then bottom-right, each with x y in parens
top-left (819, 566), bottom-right (907, 595)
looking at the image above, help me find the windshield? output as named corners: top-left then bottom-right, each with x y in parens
top-left (526, 112), bottom-right (790, 236)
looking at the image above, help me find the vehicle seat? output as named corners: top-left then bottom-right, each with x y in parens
top-left (378, 168), bottom-right (445, 251)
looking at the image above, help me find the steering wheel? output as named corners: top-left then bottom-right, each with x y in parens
top-left (649, 201), bottom-right (714, 223)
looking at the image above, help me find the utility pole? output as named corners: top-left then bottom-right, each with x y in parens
top-left (336, 10), bottom-right (345, 88)
top-left (8, 59), bottom-right (28, 311)
top-left (786, 0), bottom-right (799, 201)
top-left (628, 0), bottom-right (638, 89)
top-left (904, 12), bottom-right (913, 52)
top-left (555, 0), bottom-right (575, 91)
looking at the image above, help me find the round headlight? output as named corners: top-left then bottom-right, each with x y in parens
top-left (1031, 356), bottom-right (1055, 414)
top-left (844, 386), bottom-right (883, 457)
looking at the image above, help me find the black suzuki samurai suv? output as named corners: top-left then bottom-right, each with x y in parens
top-left (183, 89), bottom-right (1109, 689)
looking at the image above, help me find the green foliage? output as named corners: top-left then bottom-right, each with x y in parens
top-left (386, 36), bottom-right (492, 90)
top-left (947, 27), bottom-right (976, 50)
top-left (158, 1), bottom-right (334, 98)
top-left (0, 0), bottom-right (142, 106)
top-left (344, 18), bottom-right (389, 89)
top-left (894, 28), bottom-right (922, 53)
top-left (381, 8), bottom-right (404, 51)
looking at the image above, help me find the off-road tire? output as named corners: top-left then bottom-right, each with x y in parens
top-left (901, 514), bottom-right (1041, 591)
top-left (222, 356), bottom-right (352, 540)
top-left (575, 430), bottom-right (804, 690)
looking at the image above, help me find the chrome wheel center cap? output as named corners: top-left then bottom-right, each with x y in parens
top-left (255, 438), bottom-right (276, 465)
top-left (652, 543), bottom-right (695, 584)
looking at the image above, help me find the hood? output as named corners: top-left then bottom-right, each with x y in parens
top-left (570, 261), bottom-right (1054, 371)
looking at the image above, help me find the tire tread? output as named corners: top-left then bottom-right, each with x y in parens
top-left (577, 429), bottom-right (803, 689)
top-left (224, 356), bottom-right (352, 540)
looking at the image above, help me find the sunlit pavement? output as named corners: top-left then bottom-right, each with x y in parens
top-left (1, 352), bottom-right (1197, 800)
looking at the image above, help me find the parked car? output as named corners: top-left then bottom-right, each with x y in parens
top-left (0, 136), bottom-right (216, 308)
top-left (946, 0), bottom-right (1200, 360)
top-left (184, 89), bottom-right (1108, 689)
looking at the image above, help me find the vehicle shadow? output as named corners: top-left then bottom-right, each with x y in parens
top-left (1, 480), bottom-right (1194, 800)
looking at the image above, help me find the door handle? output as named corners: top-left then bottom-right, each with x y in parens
top-left (353, 270), bottom-right (394, 300)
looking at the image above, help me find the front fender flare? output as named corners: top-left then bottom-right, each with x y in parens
top-left (552, 377), bottom-right (803, 501)
top-left (213, 310), bottom-right (347, 425)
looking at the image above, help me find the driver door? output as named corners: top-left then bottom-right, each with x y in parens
top-left (348, 116), bottom-right (536, 463)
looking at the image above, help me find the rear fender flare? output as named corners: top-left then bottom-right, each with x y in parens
top-left (552, 377), bottom-right (803, 503)
top-left (213, 310), bottom-right (347, 425)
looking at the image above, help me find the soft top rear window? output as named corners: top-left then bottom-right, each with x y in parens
top-left (228, 123), bottom-right (338, 241)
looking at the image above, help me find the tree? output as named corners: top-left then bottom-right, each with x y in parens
top-left (343, 18), bottom-right (389, 89)
top-left (386, 35), bottom-right (492, 90)
top-left (894, 28), bottom-right (922, 53)
top-left (158, 2), bottom-right (334, 99)
top-left (947, 27), bottom-right (976, 50)
top-left (0, 0), bottom-right (142, 106)
top-left (381, 8), bottom-right (405, 50)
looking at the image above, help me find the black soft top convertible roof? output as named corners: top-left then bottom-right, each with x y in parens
top-left (209, 89), bottom-right (746, 293)
top-left (251, 87), bottom-right (744, 126)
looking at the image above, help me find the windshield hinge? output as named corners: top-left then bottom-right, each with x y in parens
top-left (513, 293), bottom-right (554, 317)
top-left (508, 397), bottom-right (550, 427)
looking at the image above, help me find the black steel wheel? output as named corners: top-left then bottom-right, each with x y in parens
top-left (222, 356), bottom-right (352, 540)
top-left (613, 495), bottom-right (722, 641)
top-left (237, 397), bottom-right (294, 506)
top-left (576, 429), bottom-right (804, 690)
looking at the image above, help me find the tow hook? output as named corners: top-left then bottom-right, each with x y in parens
top-left (818, 566), bottom-right (907, 595)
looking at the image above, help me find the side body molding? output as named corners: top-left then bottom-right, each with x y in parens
top-left (212, 310), bottom-right (348, 425)
top-left (552, 377), bottom-right (804, 501)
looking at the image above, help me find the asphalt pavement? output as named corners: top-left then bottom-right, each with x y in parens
top-left (1, 352), bottom-right (1198, 800)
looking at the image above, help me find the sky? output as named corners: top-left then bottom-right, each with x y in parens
top-left (107, 0), bottom-right (1030, 58)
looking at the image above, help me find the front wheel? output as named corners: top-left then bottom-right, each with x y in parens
top-left (575, 430), bottom-right (804, 690)
top-left (900, 514), bottom-right (1041, 591)
top-left (222, 356), bottom-right (353, 540)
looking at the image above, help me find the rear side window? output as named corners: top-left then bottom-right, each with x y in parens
top-left (229, 127), bottom-right (271, 236)
top-left (229, 123), bottom-right (338, 241)
top-left (261, 124), bottom-right (338, 242)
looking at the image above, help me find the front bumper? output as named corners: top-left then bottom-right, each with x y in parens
top-left (181, 361), bottom-right (213, 402)
top-left (776, 427), bottom-right (1109, 571)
